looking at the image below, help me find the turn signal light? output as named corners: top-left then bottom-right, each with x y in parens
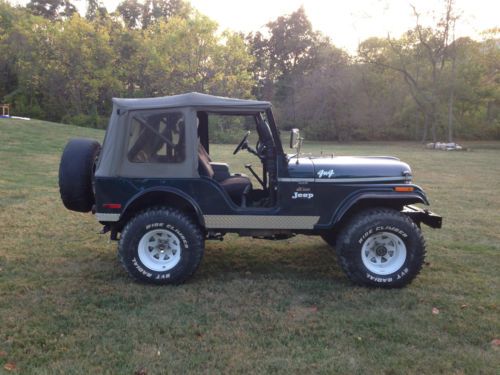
top-left (394, 186), bottom-right (414, 192)
top-left (103, 203), bottom-right (122, 209)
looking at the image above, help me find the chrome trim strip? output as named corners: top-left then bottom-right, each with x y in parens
top-left (278, 178), bottom-right (315, 182)
top-left (204, 215), bottom-right (319, 229)
top-left (315, 176), bottom-right (406, 183)
top-left (95, 213), bottom-right (120, 222)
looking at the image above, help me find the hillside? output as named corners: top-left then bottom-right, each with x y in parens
top-left (0, 119), bottom-right (499, 374)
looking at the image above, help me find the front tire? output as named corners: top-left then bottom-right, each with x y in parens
top-left (336, 208), bottom-right (425, 288)
top-left (118, 207), bottom-right (204, 285)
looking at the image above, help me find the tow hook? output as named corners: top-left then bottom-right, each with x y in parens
top-left (207, 232), bottom-right (224, 241)
top-left (100, 225), bottom-right (119, 241)
top-left (100, 225), bottom-right (110, 234)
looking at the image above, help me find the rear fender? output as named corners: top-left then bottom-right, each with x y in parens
top-left (120, 187), bottom-right (205, 228)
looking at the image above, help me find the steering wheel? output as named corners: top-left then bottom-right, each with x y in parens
top-left (233, 131), bottom-right (251, 155)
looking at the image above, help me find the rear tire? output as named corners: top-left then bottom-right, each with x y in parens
top-left (59, 138), bottom-right (101, 212)
top-left (118, 207), bottom-right (204, 285)
top-left (336, 208), bottom-right (425, 288)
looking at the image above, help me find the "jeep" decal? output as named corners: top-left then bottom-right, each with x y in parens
top-left (317, 169), bottom-right (335, 178)
top-left (292, 192), bottom-right (314, 199)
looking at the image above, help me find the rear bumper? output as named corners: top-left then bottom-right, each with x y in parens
top-left (403, 205), bottom-right (442, 228)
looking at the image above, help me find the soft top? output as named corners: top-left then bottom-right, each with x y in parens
top-left (112, 92), bottom-right (271, 111)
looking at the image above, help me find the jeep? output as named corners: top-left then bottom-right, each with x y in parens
top-left (59, 92), bottom-right (442, 287)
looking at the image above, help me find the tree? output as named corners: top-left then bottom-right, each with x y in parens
top-left (116, 0), bottom-right (142, 29)
top-left (359, 0), bottom-right (460, 142)
top-left (210, 31), bottom-right (254, 98)
top-left (0, 2), bottom-right (21, 101)
top-left (141, 14), bottom-right (253, 97)
top-left (116, 0), bottom-right (190, 29)
top-left (246, 31), bottom-right (274, 100)
top-left (86, 0), bottom-right (108, 21)
top-left (26, 0), bottom-right (77, 20)
top-left (141, 0), bottom-right (190, 29)
top-left (477, 29), bottom-right (500, 136)
top-left (266, 6), bottom-right (318, 76)
top-left (247, 7), bottom-right (323, 128)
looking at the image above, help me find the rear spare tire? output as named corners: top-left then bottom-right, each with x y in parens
top-left (59, 138), bottom-right (101, 212)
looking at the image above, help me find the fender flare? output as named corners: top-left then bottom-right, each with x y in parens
top-left (121, 186), bottom-right (205, 227)
top-left (316, 189), bottom-right (429, 230)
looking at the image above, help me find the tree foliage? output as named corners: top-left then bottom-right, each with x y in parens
top-left (0, 0), bottom-right (498, 140)
top-left (246, 3), bottom-right (499, 141)
top-left (26, 0), bottom-right (77, 20)
top-left (0, 0), bottom-right (253, 128)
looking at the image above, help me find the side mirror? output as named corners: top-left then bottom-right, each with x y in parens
top-left (290, 128), bottom-right (300, 149)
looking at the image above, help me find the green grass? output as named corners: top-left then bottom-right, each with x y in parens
top-left (0, 118), bottom-right (499, 374)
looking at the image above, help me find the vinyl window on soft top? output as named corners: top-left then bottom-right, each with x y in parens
top-left (127, 111), bottom-right (185, 163)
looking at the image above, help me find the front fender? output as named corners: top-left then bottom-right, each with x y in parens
top-left (316, 185), bottom-right (429, 230)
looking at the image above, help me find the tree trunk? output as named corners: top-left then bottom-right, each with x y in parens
top-left (486, 101), bottom-right (494, 122)
top-left (430, 104), bottom-right (437, 142)
top-left (447, 20), bottom-right (457, 142)
top-left (431, 118), bottom-right (437, 142)
top-left (421, 112), bottom-right (429, 143)
top-left (415, 111), bottom-right (420, 141)
top-left (447, 87), bottom-right (454, 142)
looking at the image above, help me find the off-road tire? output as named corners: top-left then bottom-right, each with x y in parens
top-left (118, 207), bottom-right (204, 285)
top-left (336, 208), bottom-right (425, 288)
top-left (59, 138), bottom-right (101, 212)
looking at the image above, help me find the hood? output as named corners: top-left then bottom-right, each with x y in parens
top-left (287, 156), bottom-right (412, 183)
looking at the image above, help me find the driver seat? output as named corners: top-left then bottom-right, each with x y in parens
top-left (198, 144), bottom-right (252, 205)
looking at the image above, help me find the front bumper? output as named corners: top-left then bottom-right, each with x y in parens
top-left (403, 205), bottom-right (442, 229)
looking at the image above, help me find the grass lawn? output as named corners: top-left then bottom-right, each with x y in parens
top-left (0, 118), bottom-right (499, 374)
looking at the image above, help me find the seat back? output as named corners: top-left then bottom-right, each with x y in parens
top-left (198, 143), bottom-right (214, 178)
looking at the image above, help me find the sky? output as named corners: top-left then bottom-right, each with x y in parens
top-left (11, 0), bottom-right (499, 53)
top-left (187, 0), bottom-right (498, 53)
